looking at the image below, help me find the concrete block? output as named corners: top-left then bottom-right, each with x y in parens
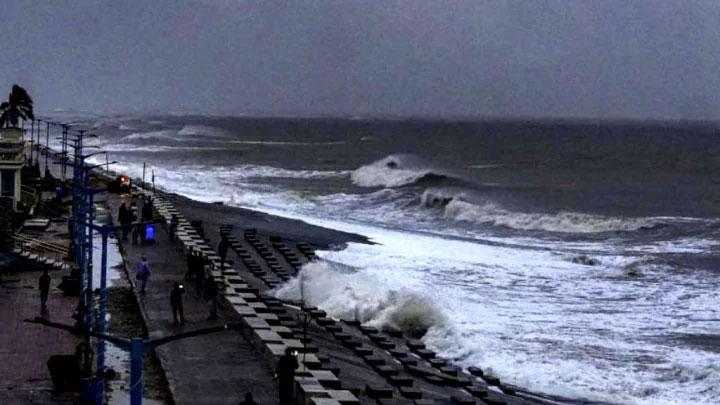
top-left (406, 340), bottom-right (425, 350)
top-left (375, 365), bottom-right (401, 377)
top-left (326, 390), bottom-right (359, 404)
top-left (253, 329), bottom-right (283, 343)
top-left (310, 370), bottom-right (341, 389)
top-left (467, 366), bottom-right (484, 377)
top-left (364, 384), bottom-right (393, 399)
top-left (399, 386), bottom-right (422, 400)
top-left (257, 312), bottom-right (280, 324)
top-left (244, 317), bottom-right (271, 330)
top-left (387, 375), bottom-right (413, 388)
top-left (450, 396), bottom-right (474, 405)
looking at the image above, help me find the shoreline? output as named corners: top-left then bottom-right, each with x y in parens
top-left (148, 189), bottom-right (372, 249)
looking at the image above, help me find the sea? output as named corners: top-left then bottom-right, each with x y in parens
top-left (52, 114), bottom-right (719, 404)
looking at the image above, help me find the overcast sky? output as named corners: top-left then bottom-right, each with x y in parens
top-left (1, 1), bottom-right (718, 120)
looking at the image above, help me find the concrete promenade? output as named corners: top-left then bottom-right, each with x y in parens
top-left (107, 193), bottom-right (279, 404)
top-left (0, 253), bottom-right (80, 404)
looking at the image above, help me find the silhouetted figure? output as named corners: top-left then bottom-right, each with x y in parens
top-left (194, 252), bottom-right (206, 297)
top-left (39, 269), bottom-right (51, 309)
top-left (118, 202), bottom-right (130, 241)
top-left (170, 282), bottom-right (185, 325)
top-left (276, 347), bottom-right (299, 404)
top-left (169, 214), bottom-right (179, 242)
top-left (136, 257), bottom-right (150, 294)
top-left (185, 249), bottom-right (195, 281)
top-left (218, 235), bottom-right (230, 269)
top-left (132, 222), bottom-right (140, 245)
top-left (141, 197), bottom-right (153, 222)
top-left (239, 392), bottom-right (258, 405)
top-left (204, 277), bottom-right (219, 320)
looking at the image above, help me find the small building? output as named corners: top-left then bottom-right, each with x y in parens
top-left (0, 128), bottom-right (25, 211)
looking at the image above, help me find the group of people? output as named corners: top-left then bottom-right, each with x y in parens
top-left (164, 249), bottom-right (221, 324)
top-left (118, 196), bottom-right (156, 245)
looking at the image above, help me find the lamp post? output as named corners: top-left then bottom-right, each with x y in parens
top-left (25, 318), bottom-right (243, 405)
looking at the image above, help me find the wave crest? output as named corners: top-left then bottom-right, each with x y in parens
top-left (273, 261), bottom-right (446, 338)
top-left (443, 198), bottom-right (658, 233)
top-left (177, 125), bottom-right (228, 137)
top-left (351, 154), bottom-right (447, 188)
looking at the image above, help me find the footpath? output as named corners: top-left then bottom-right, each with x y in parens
top-left (107, 193), bottom-right (279, 404)
top-left (0, 232), bottom-right (80, 404)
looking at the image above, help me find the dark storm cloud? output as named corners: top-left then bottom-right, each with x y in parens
top-left (1, 1), bottom-right (718, 119)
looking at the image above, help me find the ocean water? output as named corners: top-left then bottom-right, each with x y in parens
top-left (65, 115), bottom-right (720, 404)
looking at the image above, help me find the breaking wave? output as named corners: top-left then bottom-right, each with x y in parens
top-left (177, 125), bottom-right (228, 137)
top-left (273, 261), bottom-right (447, 338)
top-left (351, 154), bottom-right (449, 188)
top-left (420, 188), bottom-right (659, 233)
top-left (121, 130), bottom-right (179, 141)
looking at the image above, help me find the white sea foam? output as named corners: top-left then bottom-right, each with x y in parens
top-left (273, 261), bottom-right (447, 337)
top-left (230, 140), bottom-right (346, 146)
top-left (121, 130), bottom-right (179, 141)
top-left (351, 154), bottom-right (444, 188)
top-left (177, 125), bottom-right (228, 137)
top-left (84, 152), bottom-right (720, 405)
top-left (118, 124), bottom-right (136, 131)
top-left (267, 219), bottom-right (720, 405)
top-left (444, 198), bottom-right (656, 233)
top-left (102, 144), bottom-right (228, 153)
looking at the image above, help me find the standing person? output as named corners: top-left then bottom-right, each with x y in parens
top-left (118, 202), bottom-right (130, 241)
top-left (204, 277), bottom-right (219, 320)
top-left (194, 252), bottom-right (206, 298)
top-left (184, 249), bottom-right (195, 281)
top-left (169, 214), bottom-right (179, 242)
top-left (142, 197), bottom-right (153, 222)
top-left (238, 392), bottom-right (258, 405)
top-left (275, 347), bottom-right (299, 404)
top-left (218, 235), bottom-right (230, 269)
top-left (136, 257), bottom-right (150, 294)
top-left (39, 269), bottom-right (51, 310)
top-left (170, 282), bottom-right (185, 325)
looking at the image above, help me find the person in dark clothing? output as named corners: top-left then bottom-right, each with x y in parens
top-left (142, 197), bottom-right (153, 222)
top-left (170, 282), bottom-right (185, 325)
top-left (39, 269), bottom-right (51, 309)
top-left (218, 235), bottom-right (230, 269)
top-left (204, 277), bottom-right (219, 320)
top-left (194, 253), bottom-right (206, 297)
top-left (119, 202), bottom-right (130, 241)
top-left (169, 214), bottom-right (179, 242)
top-left (238, 392), bottom-right (258, 405)
top-left (275, 347), bottom-right (299, 404)
top-left (184, 249), bottom-right (195, 281)
top-left (132, 222), bottom-right (140, 246)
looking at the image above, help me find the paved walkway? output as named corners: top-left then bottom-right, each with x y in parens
top-left (0, 264), bottom-right (81, 404)
top-left (107, 193), bottom-right (278, 405)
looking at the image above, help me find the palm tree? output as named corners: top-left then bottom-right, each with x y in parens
top-left (0, 85), bottom-right (34, 128)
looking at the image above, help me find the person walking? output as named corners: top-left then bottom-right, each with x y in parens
top-left (275, 347), bottom-right (299, 404)
top-left (204, 277), bottom-right (219, 320)
top-left (39, 269), bottom-right (51, 310)
top-left (238, 392), bottom-right (258, 405)
top-left (136, 257), bottom-right (150, 294)
top-left (218, 235), bottom-right (230, 269)
top-left (170, 282), bottom-right (185, 325)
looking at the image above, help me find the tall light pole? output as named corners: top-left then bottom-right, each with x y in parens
top-left (25, 318), bottom-right (242, 405)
